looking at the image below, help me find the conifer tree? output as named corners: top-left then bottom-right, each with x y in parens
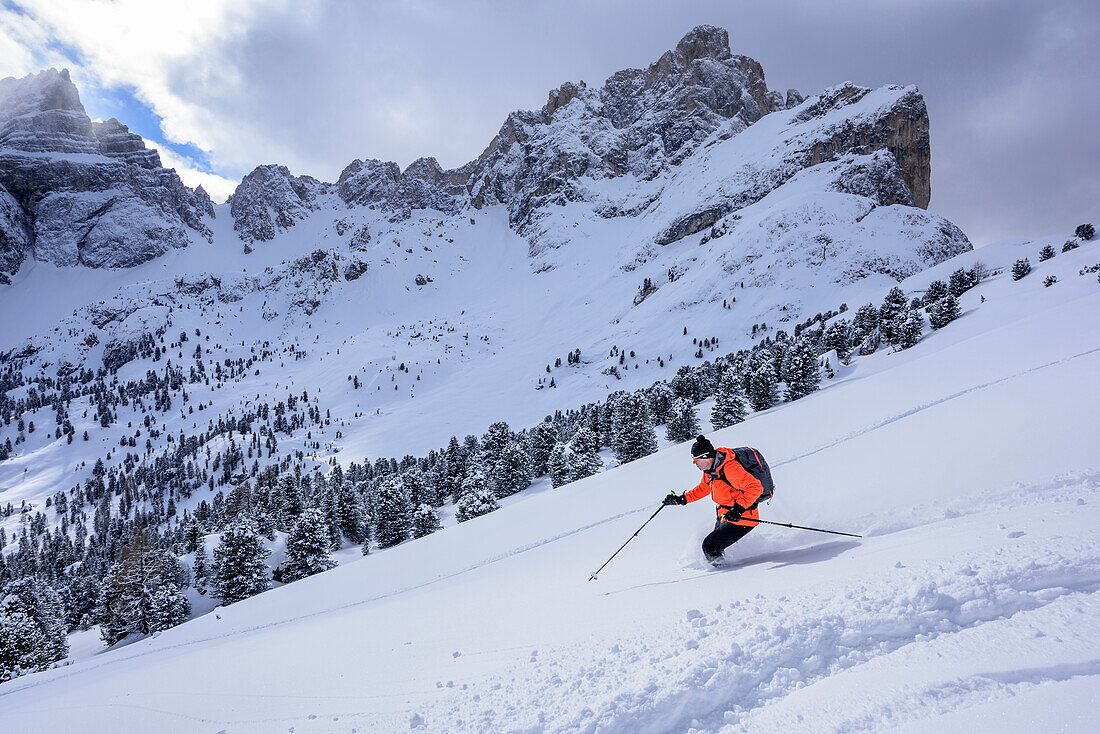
top-left (490, 440), bottom-right (532, 498)
top-left (1012, 258), bottom-right (1032, 280)
top-left (526, 420), bottom-right (559, 477)
top-left (455, 467), bottom-right (499, 522)
top-left (879, 287), bottom-right (908, 343)
top-left (784, 337), bottom-right (821, 401)
top-left (411, 503), bottom-right (442, 539)
top-left (666, 397), bottom-right (701, 442)
top-left (670, 365), bottom-right (703, 403)
top-left (928, 293), bottom-right (961, 329)
top-left (0, 610), bottom-right (48, 682)
top-left (0, 578), bottom-right (68, 667)
top-left (711, 371), bottom-right (747, 428)
top-left (440, 436), bottom-right (467, 502)
top-left (331, 478), bottom-right (366, 544)
top-left (549, 427), bottom-right (604, 486)
top-left (479, 421), bottom-right (512, 459)
top-left (895, 308), bottom-right (925, 349)
top-left (373, 477), bottom-right (412, 549)
top-left (646, 382), bottom-right (677, 426)
top-left (192, 543), bottom-right (209, 595)
top-left (745, 349), bottom-right (779, 411)
top-left (852, 303), bottom-right (880, 342)
top-left (948, 267), bottom-right (975, 296)
top-left (282, 508), bottom-right (337, 582)
top-left (610, 392), bottom-right (658, 464)
top-left (547, 442), bottom-right (568, 487)
top-left (211, 516), bottom-right (270, 605)
top-left (822, 319), bottom-right (852, 360)
top-left (96, 527), bottom-right (190, 644)
top-left (1038, 244), bottom-right (1056, 261)
top-left (274, 474), bottom-right (303, 530)
top-left (922, 280), bottom-right (948, 305)
top-left (399, 470), bottom-right (433, 510)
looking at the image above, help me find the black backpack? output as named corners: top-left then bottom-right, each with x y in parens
top-left (728, 447), bottom-right (774, 507)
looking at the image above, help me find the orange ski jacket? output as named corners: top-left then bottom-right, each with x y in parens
top-left (684, 447), bottom-right (763, 526)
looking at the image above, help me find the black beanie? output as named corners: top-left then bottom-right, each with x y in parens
top-left (691, 435), bottom-right (716, 459)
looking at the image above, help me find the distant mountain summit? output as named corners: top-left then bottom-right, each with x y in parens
top-left (226, 25), bottom-right (935, 256)
top-left (0, 68), bottom-right (212, 279)
top-left (1, 26), bottom-right (950, 282)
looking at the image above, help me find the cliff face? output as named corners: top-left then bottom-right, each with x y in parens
top-left (0, 68), bottom-right (213, 276)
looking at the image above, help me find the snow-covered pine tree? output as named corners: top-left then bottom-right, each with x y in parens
top-left (599, 392), bottom-right (623, 445)
top-left (192, 543), bottom-right (209, 595)
top-left (479, 421), bottom-right (512, 459)
top-left (1076, 223), bottom-right (1095, 240)
top-left (274, 474), bottom-right (303, 530)
top-left (1012, 258), bottom-right (1032, 280)
top-left (560, 426), bottom-right (603, 484)
top-left (948, 267), bottom-right (975, 296)
top-left (1038, 244), bottom-right (1056, 261)
top-left (96, 527), bottom-right (190, 644)
top-left (710, 370), bottom-right (747, 430)
top-left (373, 476), bottom-right (412, 548)
top-left (490, 440), bottom-right (532, 498)
top-left (400, 470), bottom-right (434, 510)
top-left (879, 287), bottom-right (909, 343)
top-left (526, 420), bottom-right (559, 477)
top-left (928, 293), bottom-right (961, 329)
top-left (455, 467), bottom-right (499, 522)
top-left (895, 308), bottom-right (925, 349)
top-left (411, 503), bottom-right (442, 539)
top-left (0, 610), bottom-right (49, 682)
top-left (0, 577), bottom-right (68, 668)
top-left (922, 279), bottom-right (948, 305)
top-left (851, 303), bottom-right (880, 343)
top-left (646, 382), bottom-right (676, 426)
top-left (784, 336), bottom-right (821, 401)
top-left (670, 365), bottom-right (703, 403)
top-left (547, 442), bottom-right (568, 487)
top-left (440, 436), bottom-right (467, 502)
top-left (332, 478), bottom-right (366, 544)
top-left (666, 397), bottom-right (701, 442)
top-left (745, 349), bottom-right (779, 411)
top-left (822, 319), bottom-right (852, 361)
top-left (610, 392), bottom-right (657, 464)
top-left (282, 507), bottom-right (337, 582)
top-left (211, 516), bottom-right (270, 605)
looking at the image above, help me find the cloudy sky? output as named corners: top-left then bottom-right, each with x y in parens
top-left (1, 0), bottom-right (1096, 245)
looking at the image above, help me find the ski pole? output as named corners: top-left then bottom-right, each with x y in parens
top-left (588, 504), bottom-right (666, 581)
top-left (748, 517), bottom-right (861, 538)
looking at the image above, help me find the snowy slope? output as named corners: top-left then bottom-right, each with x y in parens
top-left (1, 238), bottom-right (1096, 732)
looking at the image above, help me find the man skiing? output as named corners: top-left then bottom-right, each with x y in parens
top-left (662, 435), bottom-right (764, 565)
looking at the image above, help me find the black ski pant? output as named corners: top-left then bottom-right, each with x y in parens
top-left (702, 519), bottom-right (754, 561)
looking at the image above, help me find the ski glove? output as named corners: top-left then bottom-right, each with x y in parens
top-left (722, 505), bottom-right (745, 522)
top-left (663, 492), bottom-right (687, 506)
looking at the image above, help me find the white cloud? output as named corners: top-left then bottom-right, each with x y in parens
top-left (5, 0), bottom-right (286, 171)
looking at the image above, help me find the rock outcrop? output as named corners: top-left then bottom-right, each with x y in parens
top-left (229, 164), bottom-right (327, 244)
top-left (0, 68), bottom-right (214, 277)
top-left (460, 25), bottom-right (796, 231)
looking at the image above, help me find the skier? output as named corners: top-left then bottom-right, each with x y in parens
top-left (662, 435), bottom-right (763, 565)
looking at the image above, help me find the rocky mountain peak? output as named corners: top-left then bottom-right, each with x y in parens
top-left (673, 24), bottom-right (733, 65)
top-left (0, 67), bottom-right (214, 276)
